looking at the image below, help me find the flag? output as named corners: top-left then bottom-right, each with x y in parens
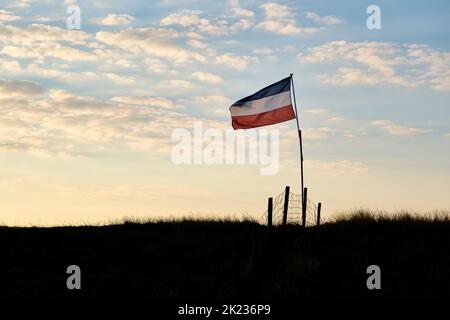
top-left (229, 76), bottom-right (296, 130)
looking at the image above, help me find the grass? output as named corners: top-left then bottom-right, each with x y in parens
top-left (0, 210), bottom-right (449, 300)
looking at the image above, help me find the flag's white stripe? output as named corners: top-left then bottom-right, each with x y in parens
top-left (230, 90), bottom-right (291, 117)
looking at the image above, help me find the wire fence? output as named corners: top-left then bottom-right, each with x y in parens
top-left (260, 188), bottom-right (318, 227)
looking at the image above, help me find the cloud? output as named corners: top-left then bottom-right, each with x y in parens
top-left (186, 38), bottom-right (207, 49)
top-left (0, 23), bottom-right (90, 46)
top-left (93, 14), bottom-right (135, 26)
top-left (327, 116), bottom-right (345, 123)
top-left (230, 18), bottom-right (254, 32)
top-left (283, 127), bottom-right (332, 142)
top-left (103, 72), bottom-right (135, 85)
top-left (227, 0), bottom-right (255, 32)
top-left (1, 43), bottom-right (97, 61)
top-left (232, 8), bottom-right (254, 18)
top-left (0, 10), bottom-right (21, 21)
top-left (191, 95), bottom-right (230, 105)
top-left (160, 11), bottom-right (228, 36)
top-left (110, 96), bottom-right (177, 109)
top-left (260, 3), bottom-right (291, 19)
top-left (305, 11), bottom-right (342, 25)
top-left (216, 53), bottom-right (256, 71)
top-left (228, 0), bottom-right (254, 17)
top-left (256, 3), bottom-right (319, 35)
top-left (297, 40), bottom-right (450, 90)
top-left (143, 58), bottom-right (174, 74)
top-left (24, 63), bottom-right (99, 83)
top-left (158, 79), bottom-right (198, 92)
top-left (0, 83), bottom-right (208, 156)
top-left (304, 159), bottom-right (368, 175)
top-left (371, 120), bottom-right (432, 136)
top-left (7, 0), bottom-right (38, 9)
top-left (96, 27), bottom-right (206, 64)
top-left (252, 48), bottom-right (274, 55)
top-left (304, 108), bottom-right (328, 115)
top-left (0, 59), bottom-right (21, 73)
top-left (192, 71), bottom-right (223, 84)
top-left (303, 127), bottom-right (332, 140)
top-left (0, 79), bottom-right (44, 97)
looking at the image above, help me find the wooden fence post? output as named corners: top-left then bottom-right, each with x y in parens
top-left (267, 197), bottom-right (273, 229)
top-left (317, 202), bottom-right (322, 226)
top-left (302, 187), bottom-right (307, 227)
top-left (282, 186), bottom-right (290, 226)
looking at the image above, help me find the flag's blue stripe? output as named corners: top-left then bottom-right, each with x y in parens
top-left (231, 76), bottom-right (291, 107)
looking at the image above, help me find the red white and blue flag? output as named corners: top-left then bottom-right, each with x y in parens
top-left (229, 76), bottom-right (296, 130)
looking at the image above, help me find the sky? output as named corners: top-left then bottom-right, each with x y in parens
top-left (0, 0), bottom-right (449, 225)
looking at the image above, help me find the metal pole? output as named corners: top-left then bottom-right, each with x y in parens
top-left (267, 197), bottom-right (273, 229)
top-left (302, 187), bottom-right (308, 227)
top-left (290, 74), bottom-right (304, 225)
top-left (282, 186), bottom-right (290, 226)
top-left (317, 202), bottom-right (322, 226)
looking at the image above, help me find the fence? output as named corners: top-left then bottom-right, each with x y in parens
top-left (260, 187), bottom-right (321, 227)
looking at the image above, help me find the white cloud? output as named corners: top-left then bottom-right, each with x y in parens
top-left (160, 11), bottom-right (228, 36)
top-left (192, 71), bottom-right (223, 84)
top-left (228, 0), bottom-right (254, 17)
top-left (103, 72), bottom-right (135, 85)
top-left (304, 108), bottom-right (328, 115)
top-left (256, 3), bottom-right (319, 35)
top-left (25, 63), bottom-right (99, 83)
top-left (252, 48), bottom-right (274, 55)
top-left (284, 126), bottom-right (332, 141)
top-left (0, 59), bottom-right (21, 73)
top-left (161, 11), bottom-right (204, 27)
top-left (191, 95), bottom-right (230, 105)
top-left (305, 11), bottom-right (342, 25)
top-left (0, 23), bottom-right (90, 46)
top-left (303, 127), bottom-right (332, 140)
top-left (0, 83), bottom-right (209, 156)
top-left (93, 14), bottom-right (135, 26)
top-left (230, 18), bottom-right (254, 32)
top-left (96, 27), bottom-right (206, 64)
top-left (7, 0), bottom-right (38, 9)
top-left (216, 53), bottom-right (256, 71)
top-left (110, 96), bottom-right (177, 109)
top-left (232, 8), bottom-right (254, 18)
top-left (297, 40), bottom-right (450, 90)
top-left (305, 159), bottom-right (368, 175)
top-left (0, 79), bottom-right (44, 97)
top-left (260, 3), bottom-right (291, 19)
top-left (158, 79), bottom-right (198, 90)
top-left (143, 58), bottom-right (174, 74)
top-left (0, 10), bottom-right (21, 21)
top-left (371, 120), bottom-right (432, 136)
top-left (327, 116), bottom-right (345, 123)
top-left (1, 43), bottom-right (97, 61)
top-left (227, 0), bottom-right (255, 32)
top-left (186, 38), bottom-right (207, 49)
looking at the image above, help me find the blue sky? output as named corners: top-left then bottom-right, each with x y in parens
top-left (0, 0), bottom-right (449, 225)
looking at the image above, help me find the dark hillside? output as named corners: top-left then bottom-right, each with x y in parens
top-left (1, 213), bottom-right (449, 301)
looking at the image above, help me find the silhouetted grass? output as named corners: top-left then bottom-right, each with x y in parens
top-left (0, 211), bottom-right (449, 300)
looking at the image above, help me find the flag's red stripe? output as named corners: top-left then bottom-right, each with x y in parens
top-left (231, 104), bottom-right (296, 129)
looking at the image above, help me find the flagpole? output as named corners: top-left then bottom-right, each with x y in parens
top-left (290, 73), bottom-right (304, 226)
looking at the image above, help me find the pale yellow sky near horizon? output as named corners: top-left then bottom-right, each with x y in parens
top-left (1, 140), bottom-right (449, 226)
